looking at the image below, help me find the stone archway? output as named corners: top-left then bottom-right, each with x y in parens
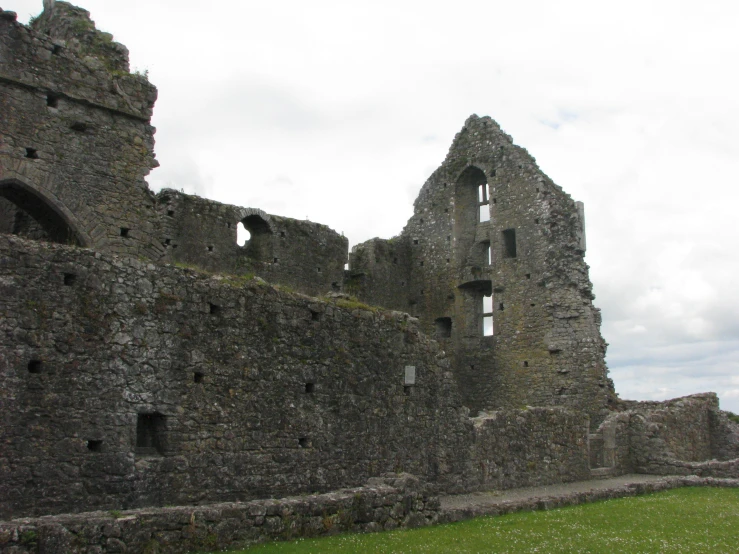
top-left (0, 179), bottom-right (90, 246)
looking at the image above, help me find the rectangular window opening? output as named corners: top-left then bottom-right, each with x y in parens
top-left (136, 412), bottom-right (166, 455)
top-left (64, 273), bottom-right (76, 286)
top-left (503, 229), bottom-right (517, 258)
top-left (482, 294), bottom-right (494, 336)
top-left (193, 372), bottom-right (204, 383)
top-left (298, 437), bottom-right (310, 448)
top-left (209, 303), bottom-right (220, 315)
top-left (311, 310), bottom-right (321, 321)
top-left (305, 382), bottom-right (315, 393)
top-left (120, 227), bottom-right (130, 238)
top-left (167, 210), bottom-right (175, 217)
top-left (28, 360), bottom-right (43, 374)
top-left (25, 148), bottom-right (39, 159)
top-left (46, 94), bottom-right (59, 108)
top-left (87, 439), bottom-right (103, 452)
top-left (435, 317), bottom-right (452, 338)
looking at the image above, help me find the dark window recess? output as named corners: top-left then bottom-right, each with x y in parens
top-left (167, 210), bottom-right (174, 217)
top-left (526, 273), bottom-right (531, 279)
top-left (444, 208), bottom-right (449, 213)
top-left (493, 198), bottom-right (497, 204)
top-left (447, 235), bottom-right (451, 242)
top-left (503, 229), bottom-right (517, 258)
top-left (209, 303), bottom-right (220, 315)
top-left (227, 222), bottom-right (231, 228)
top-left (207, 245), bottom-right (214, 252)
top-left (52, 44), bottom-right (62, 55)
top-left (279, 231), bottom-right (286, 238)
top-left (273, 258), bottom-right (279, 263)
top-left (305, 382), bottom-right (315, 393)
top-left (25, 148), bottom-right (39, 159)
top-left (393, 257), bottom-right (398, 264)
top-left (64, 273), bottom-right (76, 286)
top-left (298, 437), bottom-right (309, 448)
top-left (446, 258), bottom-right (450, 263)
top-left (70, 122), bottom-right (88, 132)
top-left (164, 238), bottom-right (171, 245)
top-left (120, 228), bottom-right (130, 238)
top-left (311, 310), bottom-right (321, 321)
top-left (499, 303), bottom-right (504, 311)
top-left (420, 219), bottom-right (424, 224)
top-left (193, 372), bottom-right (204, 383)
top-left (419, 261), bottom-right (424, 267)
top-left (491, 170), bottom-right (497, 176)
top-left (420, 289), bottom-right (425, 295)
top-left (28, 360), bottom-right (43, 374)
top-left (531, 303), bottom-right (536, 307)
top-left (331, 282), bottom-right (340, 291)
top-left (87, 440), bottom-right (103, 452)
top-left (46, 94), bottom-right (59, 108)
top-left (413, 239), bottom-right (419, 245)
top-left (136, 412), bottom-right (165, 455)
top-left (316, 267), bottom-right (321, 273)
top-left (524, 361), bottom-right (529, 367)
top-left (404, 386), bottom-right (412, 396)
top-left (435, 317), bottom-right (452, 338)
top-left (535, 218), bottom-right (540, 224)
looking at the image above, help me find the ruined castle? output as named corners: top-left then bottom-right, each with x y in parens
top-left (1, 1), bottom-right (738, 547)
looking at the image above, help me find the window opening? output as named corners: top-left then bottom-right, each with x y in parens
top-left (478, 182), bottom-right (490, 222)
top-left (236, 221), bottom-right (250, 246)
top-left (120, 227), bottom-right (130, 238)
top-left (305, 382), bottom-right (315, 393)
top-left (503, 229), bottom-right (517, 258)
top-left (25, 148), bottom-right (39, 159)
top-left (28, 360), bottom-right (43, 373)
top-left (136, 413), bottom-right (165, 455)
top-left (298, 437), bottom-right (309, 448)
top-left (435, 317), bottom-right (452, 338)
top-left (64, 273), bottom-right (76, 286)
top-left (193, 372), bottom-right (204, 383)
top-left (46, 94), bottom-right (59, 108)
top-left (482, 294), bottom-right (494, 336)
top-left (87, 440), bottom-right (103, 452)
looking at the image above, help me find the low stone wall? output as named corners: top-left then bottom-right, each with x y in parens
top-left (639, 458), bottom-right (739, 478)
top-left (0, 474), bottom-right (438, 554)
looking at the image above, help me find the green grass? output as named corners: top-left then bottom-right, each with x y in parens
top-left (225, 487), bottom-right (739, 553)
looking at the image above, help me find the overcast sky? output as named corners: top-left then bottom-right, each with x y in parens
top-left (10, 0), bottom-right (739, 412)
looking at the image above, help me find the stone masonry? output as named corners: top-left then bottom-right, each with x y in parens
top-left (1, 1), bottom-right (738, 545)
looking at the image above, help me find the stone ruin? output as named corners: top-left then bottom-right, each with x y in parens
top-left (0, 1), bottom-right (738, 549)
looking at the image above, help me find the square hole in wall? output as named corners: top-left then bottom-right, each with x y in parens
top-left (136, 412), bottom-right (166, 455)
top-left (305, 382), bottom-right (315, 393)
top-left (87, 439), bottom-right (103, 452)
top-left (164, 238), bottom-right (171, 246)
top-left (167, 210), bottom-right (174, 217)
top-left (209, 303), bottom-right (220, 315)
top-left (25, 148), bottom-right (39, 159)
top-left (52, 44), bottom-right (62, 55)
top-left (46, 94), bottom-right (59, 108)
top-left (273, 258), bottom-right (279, 263)
top-left (524, 361), bottom-right (529, 367)
top-left (28, 360), bottom-right (43, 374)
top-left (499, 303), bottom-right (504, 311)
top-left (526, 273), bottom-right (531, 279)
top-left (311, 310), bottom-right (321, 321)
top-left (435, 317), bottom-right (452, 338)
top-left (419, 261), bottom-right (424, 267)
top-left (316, 267), bottom-right (321, 273)
top-left (535, 218), bottom-right (540, 224)
top-left (207, 245), bottom-right (214, 252)
top-left (280, 231), bottom-right (286, 238)
top-left (120, 228), bottom-right (130, 238)
top-left (298, 437), bottom-right (310, 448)
top-left (413, 239), bottom-right (419, 245)
top-left (193, 372), bottom-right (204, 383)
top-left (70, 122), bottom-right (88, 132)
top-left (393, 257), bottom-right (398, 264)
top-left (63, 273), bottom-right (76, 286)
top-left (404, 386), bottom-right (412, 396)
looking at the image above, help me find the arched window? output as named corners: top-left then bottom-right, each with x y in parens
top-left (0, 180), bottom-right (83, 245)
top-left (237, 214), bottom-right (272, 261)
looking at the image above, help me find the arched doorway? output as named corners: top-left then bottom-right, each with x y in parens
top-left (0, 179), bottom-right (86, 246)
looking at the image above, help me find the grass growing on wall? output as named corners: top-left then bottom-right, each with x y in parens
top-left (225, 487), bottom-right (739, 554)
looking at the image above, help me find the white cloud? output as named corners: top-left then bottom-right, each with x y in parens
top-left (9, 0), bottom-right (739, 413)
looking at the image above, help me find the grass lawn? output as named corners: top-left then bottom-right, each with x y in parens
top-left (222, 487), bottom-right (739, 553)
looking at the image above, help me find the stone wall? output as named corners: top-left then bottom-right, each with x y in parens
top-left (350, 115), bottom-right (615, 425)
top-left (0, 3), bottom-right (162, 259)
top-left (0, 235), bottom-right (599, 519)
top-left (0, 235), bottom-right (471, 518)
top-left (0, 474), bottom-right (438, 554)
top-left (157, 189), bottom-right (348, 298)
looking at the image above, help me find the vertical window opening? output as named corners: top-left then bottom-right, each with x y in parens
top-left (478, 182), bottom-right (490, 222)
top-left (483, 294), bottom-right (494, 336)
top-left (136, 413), bottom-right (166, 455)
top-left (236, 221), bottom-right (250, 246)
top-left (503, 229), bottom-right (517, 258)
